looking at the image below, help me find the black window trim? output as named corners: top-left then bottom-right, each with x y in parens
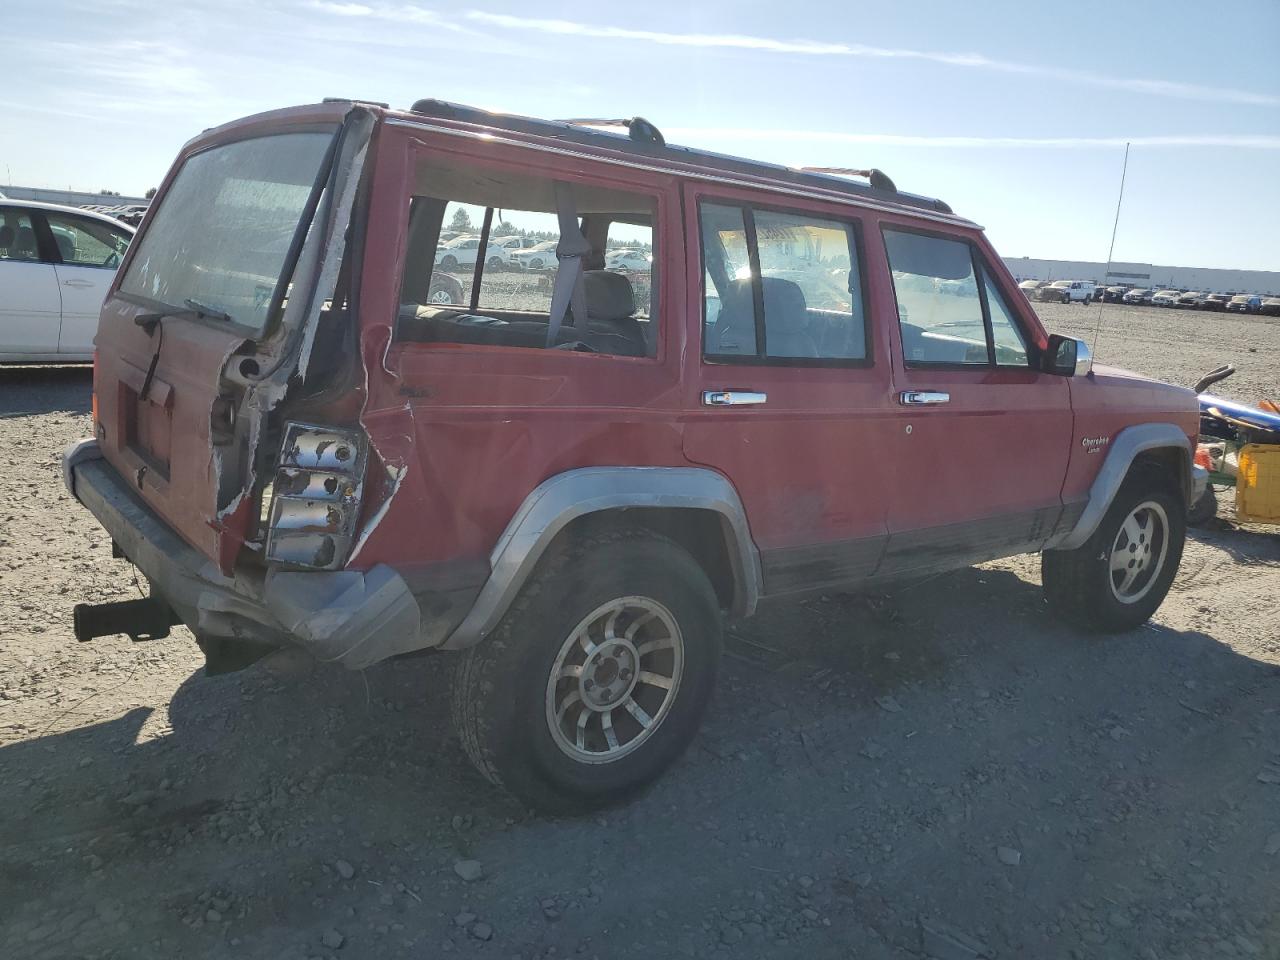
top-left (699, 197), bottom-right (875, 369)
top-left (881, 222), bottom-right (1036, 371)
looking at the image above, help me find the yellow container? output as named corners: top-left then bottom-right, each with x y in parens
top-left (1235, 444), bottom-right (1280, 524)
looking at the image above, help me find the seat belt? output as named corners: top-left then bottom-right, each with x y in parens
top-left (545, 181), bottom-right (590, 348)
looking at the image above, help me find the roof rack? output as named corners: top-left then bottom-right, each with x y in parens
top-left (407, 99), bottom-right (955, 217)
top-left (796, 166), bottom-right (898, 194)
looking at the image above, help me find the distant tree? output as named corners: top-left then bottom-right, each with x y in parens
top-left (450, 207), bottom-right (473, 233)
top-left (144, 187), bottom-right (157, 199)
top-left (99, 189), bottom-right (121, 196)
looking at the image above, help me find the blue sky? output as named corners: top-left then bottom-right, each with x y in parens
top-left (4, 0), bottom-right (1278, 269)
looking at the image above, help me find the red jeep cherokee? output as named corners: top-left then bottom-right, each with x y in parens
top-left (64, 99), bottom-right (1205, 811)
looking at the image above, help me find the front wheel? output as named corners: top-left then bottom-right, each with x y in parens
top-left (1042, 471), bottom-right (1185, 632)
top-left (451, 528), bottom-right (723, 813)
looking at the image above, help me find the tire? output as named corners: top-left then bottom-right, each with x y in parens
top-left (1042, 468), bottom-right (1186, 632)
top-left (440, 254), bottom-right (458, 270)
top-left (451, 527), bottom-right (723, 813)
top-left (487, 255), bottom-right (504, 269)
top-left (1187, 485), bottom-right (1218, 526)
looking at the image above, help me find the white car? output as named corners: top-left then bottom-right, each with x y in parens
top-left (606, 249), bottom-right (652, 271)
top-left (434, 235), bottom-right (514, 270)
top-left (1, 200), bottom-right (134, 361)
top-left (510, 240), bottom-right (560, 270)
top-left (1150, 289), bottom-right (1182, 307)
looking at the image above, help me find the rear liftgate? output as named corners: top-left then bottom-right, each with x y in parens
top-left (74, 106), bottom-right (381, 667)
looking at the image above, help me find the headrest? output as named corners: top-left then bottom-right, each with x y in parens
top-left (0, 224), bottom-right (14, 249)
top-left (583, 269), bottom-right (636, 321)
top-left (758, 277), bottom-right (807, 327)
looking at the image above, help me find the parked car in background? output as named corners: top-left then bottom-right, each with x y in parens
top-left (1, 199), bottom-right (134, 361)
top-left (1151, 289), bottom-right (1182, 307)
top-left (1101, 286), bottom-right (1129, 303)
top-left (605, 248), bottom-right (652, 271)
top-left (1018, 279), bottom-right (1050, 301)
top-left (510, 239), bottom-right (560, 269)
top-left (1201, 293), bottom-right (1231, 312)
top-left (1260, 297), bottom-right (1280, 316)
top-left (1123, 288), bottom-right (1154, 305)
top-left (1045, 279), bottom-right (1095, 304)
top-left (491, 235), bottom-right (542, 252)
top-left (1226, 294), bottom-right (1262, 314)
top-left (1177, 291), bottom-right (1206, 309)
top-left (434, 234), bottom-right (514, 270)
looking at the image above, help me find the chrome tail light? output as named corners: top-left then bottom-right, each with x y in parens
top-left (264, 422), bottom-right (366, 570)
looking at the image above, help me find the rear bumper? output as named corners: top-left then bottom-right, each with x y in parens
top-left (63, 439), bottom-right (436, 669)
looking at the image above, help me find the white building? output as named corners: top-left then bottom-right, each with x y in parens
top-left (1, 185), bottom-right (150, 208)
top-left (1002, 257), bottom-right (1279, 296)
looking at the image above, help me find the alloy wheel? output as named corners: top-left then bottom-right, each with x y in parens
top-left (1108, 500), bottom-right (1170, 604)
top-left (545, 597), bottom-right (684, 764)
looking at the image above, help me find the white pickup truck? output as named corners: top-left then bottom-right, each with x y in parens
top-left (1045, 279), bottom-right (1096, 304)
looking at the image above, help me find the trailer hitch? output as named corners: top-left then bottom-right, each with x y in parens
top-left (73, 597), bottom-right (181, 643)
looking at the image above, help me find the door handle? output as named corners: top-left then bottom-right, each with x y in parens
top-left (63, 279), bottom-right (94, 288)
top-left (899, 390), bottom-right (950, 405)
top-left (703, 390), bottom-right (767, 407)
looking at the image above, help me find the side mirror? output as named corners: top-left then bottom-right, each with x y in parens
top-left (1043, 334), bottom-right (1093, 376)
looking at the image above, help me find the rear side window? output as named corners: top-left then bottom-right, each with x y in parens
top-left (883, 228), bottom-right (1030, 367)
top-left (701, 202), bottom-right (868, 362)
top-left (0, 209), bottom-right (41, 262)
top-left (396, 158), bottom-right (658, 358)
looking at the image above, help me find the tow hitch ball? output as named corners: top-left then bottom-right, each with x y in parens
top-left (73, 598), bottom-right (180, 643)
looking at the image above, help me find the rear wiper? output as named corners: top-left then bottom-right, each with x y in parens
top-left (183, 298), bottom-right (234, 324)
top-left (134, 299), bottom-right (234, 333)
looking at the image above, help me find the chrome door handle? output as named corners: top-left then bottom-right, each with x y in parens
top-left (899, 390), bottom-right (950, 405)
top-left (703, 390), bottom-right (767, 407)
top-left (63, 279), bottom-right (94, 288)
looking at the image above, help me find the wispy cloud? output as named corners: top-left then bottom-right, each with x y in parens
top-left (306, 0), bottom-right (373, 14)
top-left (463, 12), bottom-right (1280, 108)
top-left (663, 130), bottom-right (1280, 150)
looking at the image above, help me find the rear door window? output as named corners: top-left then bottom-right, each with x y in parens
top-left (0, 209), bottom-right (43, 262)
top-left (396, 158), bottom-right (659, 358)
top-left (701, 202), bottom-right (868, 362)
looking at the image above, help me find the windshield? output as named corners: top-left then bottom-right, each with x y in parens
top-left (119, 130), bottom-right (336, 335)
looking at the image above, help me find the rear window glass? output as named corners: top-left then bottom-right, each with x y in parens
top-left (119, 130), bottom-right (335, 335)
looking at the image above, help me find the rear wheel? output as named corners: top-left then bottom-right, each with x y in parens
top-left (440, 254), bottom-right (458, 270)
top-left (1043, 469), bottom-right (1185, 632)
top-left (451, 528), bottom-right (723, 813)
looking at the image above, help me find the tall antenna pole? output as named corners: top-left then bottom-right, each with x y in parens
top-left (1092, 142), bottom-right (1130, 354)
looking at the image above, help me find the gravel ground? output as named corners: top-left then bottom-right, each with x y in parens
top-left (2, 303), bottom-right (1278, 960)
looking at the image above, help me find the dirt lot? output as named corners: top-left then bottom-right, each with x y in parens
top-left (2, 303), bottom-right (1277, 960)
